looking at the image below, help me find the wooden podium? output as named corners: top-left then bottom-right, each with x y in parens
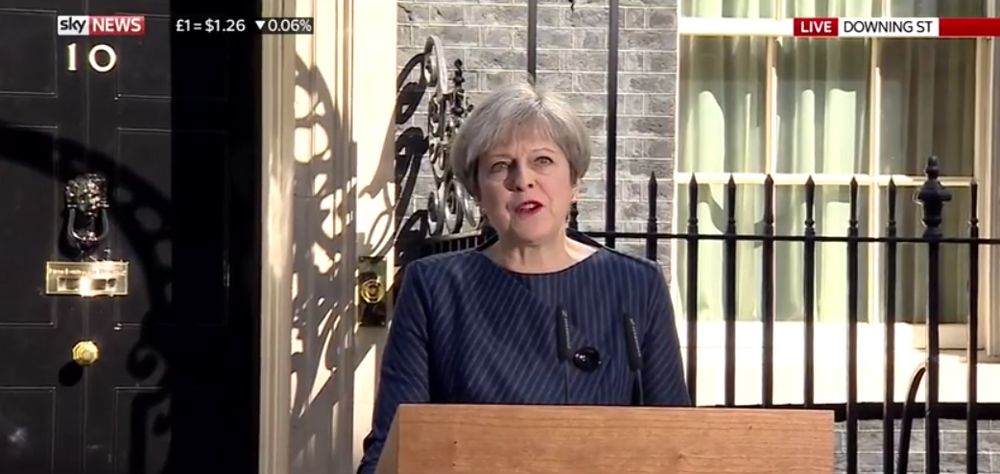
top-left (375, 404), bottom-right (833, 474)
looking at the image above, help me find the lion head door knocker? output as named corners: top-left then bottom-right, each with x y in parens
top-left (45, 173), bottom-right (128, 298)
top-left (64, 173), bottom-right (110, 257)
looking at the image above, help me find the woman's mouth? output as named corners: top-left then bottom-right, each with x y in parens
top-left (514, 200), bottom-right (543, 216)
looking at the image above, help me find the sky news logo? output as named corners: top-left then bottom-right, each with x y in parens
top-left (57, 15), bottom-right (145, 36)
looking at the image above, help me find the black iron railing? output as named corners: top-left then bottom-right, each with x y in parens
top-left (409, 156), bottom-right (995, 474)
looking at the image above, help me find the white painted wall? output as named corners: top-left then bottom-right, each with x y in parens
top-left (280, 2), bottom-right (396, 474)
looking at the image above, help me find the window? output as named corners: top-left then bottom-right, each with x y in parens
top-left (674, 0), bottom-right (991, 329)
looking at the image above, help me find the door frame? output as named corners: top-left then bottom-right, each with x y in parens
top-left (259, 1), bottom-right (394, 472)
top-left (259, 2), bottom-right (296, 474)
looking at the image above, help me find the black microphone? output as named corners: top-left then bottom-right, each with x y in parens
top-left (623, 314), bottom-right (644, 406)
top-left (556, 306), bottom-right (573, 404)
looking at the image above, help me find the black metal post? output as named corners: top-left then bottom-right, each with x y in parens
top-left (527, 0), bottom-right (537, 81)
top-left (762, 176), bottom-right (774, 407)
top-left (724, 176), bottom-right (737, 406)
top-left (916, 155), bottom-right (950, 474)
top-left (605, 0), bottom-right (619, 247)
top-left (646, 173), bottom-right (657, 261)
top-left (884, 179), bottom-right (898, 474)
top-left (967, 180), bottom-right (980, 474)
top-left (846, 178), bottom-right (859, 474)
top-left (804, 177), bottom-right (816, 407)
top-left (686, 176), bottom-right (699, 404)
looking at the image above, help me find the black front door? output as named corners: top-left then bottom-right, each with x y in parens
top-left (0, 1), bottom-right (260, 473)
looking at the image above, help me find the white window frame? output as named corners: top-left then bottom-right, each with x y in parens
top-left (674, 0), bottom-right (998, 356)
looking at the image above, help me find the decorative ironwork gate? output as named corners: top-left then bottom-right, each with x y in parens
top-left (394, 35), bottom-right (482, 268)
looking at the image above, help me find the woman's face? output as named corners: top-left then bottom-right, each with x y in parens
top-left (476, 127), bottom-right (578, 246)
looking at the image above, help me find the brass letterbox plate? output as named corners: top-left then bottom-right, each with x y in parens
top-left (45, 261), bottom-right (129, 297)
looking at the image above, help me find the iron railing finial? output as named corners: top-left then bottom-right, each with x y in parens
top-left (916, 155), bottom-right (952, 238)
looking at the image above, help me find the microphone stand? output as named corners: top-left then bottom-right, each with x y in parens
top-left (624, 314), bottom-right (645, 406)
top-left (556, 307), bottom-right (573, 404)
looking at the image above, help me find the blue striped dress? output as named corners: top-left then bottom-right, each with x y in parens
top-left (357, 233), bottom-right (690, 473)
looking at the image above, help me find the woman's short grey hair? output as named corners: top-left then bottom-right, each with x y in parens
top-left (449, 82), bottom-right (591, 197)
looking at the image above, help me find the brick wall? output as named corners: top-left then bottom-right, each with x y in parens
top-left (397, 0), bottom-right (677, 263)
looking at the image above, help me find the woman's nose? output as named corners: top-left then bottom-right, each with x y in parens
top-left (506, 164), bottom-right (535, 190)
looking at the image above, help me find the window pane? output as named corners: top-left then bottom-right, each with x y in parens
top-left (785, 0), bottom-right (879, 18)
top-left (774, 184), bottom-right (870, 322)
top-left (673, 182), bottom-right (869, 323)
top-left (674, 182), bottom-right (766, 323)
top-left (879, 39), bottom-right (976, 176)
top-left (678, 36), bottom-right (767, 173)
top-left (889, 0), bottom-right (985, 17)
top-left (681, 0), bottom-right (775, 18)
top-left (876, 185), bottom-right (972, 324)
top-left (776, 39), bottom-right (871, 174)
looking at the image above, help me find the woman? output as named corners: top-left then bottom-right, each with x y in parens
top-left (357, 82), bottom-right (689, 473)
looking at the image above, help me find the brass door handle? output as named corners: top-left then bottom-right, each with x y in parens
top-left (360, 278), bottom-right (385, 304)
top-left (72, 340), bottom-right (99, 366)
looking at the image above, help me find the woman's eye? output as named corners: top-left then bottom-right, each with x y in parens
top-left (536, 156), bottom-right (553, 165)
top-left (490, 161), bottom-right (508, 172)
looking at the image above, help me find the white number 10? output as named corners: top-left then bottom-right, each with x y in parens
top-left (67, 42), bottom-right (118, 73)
